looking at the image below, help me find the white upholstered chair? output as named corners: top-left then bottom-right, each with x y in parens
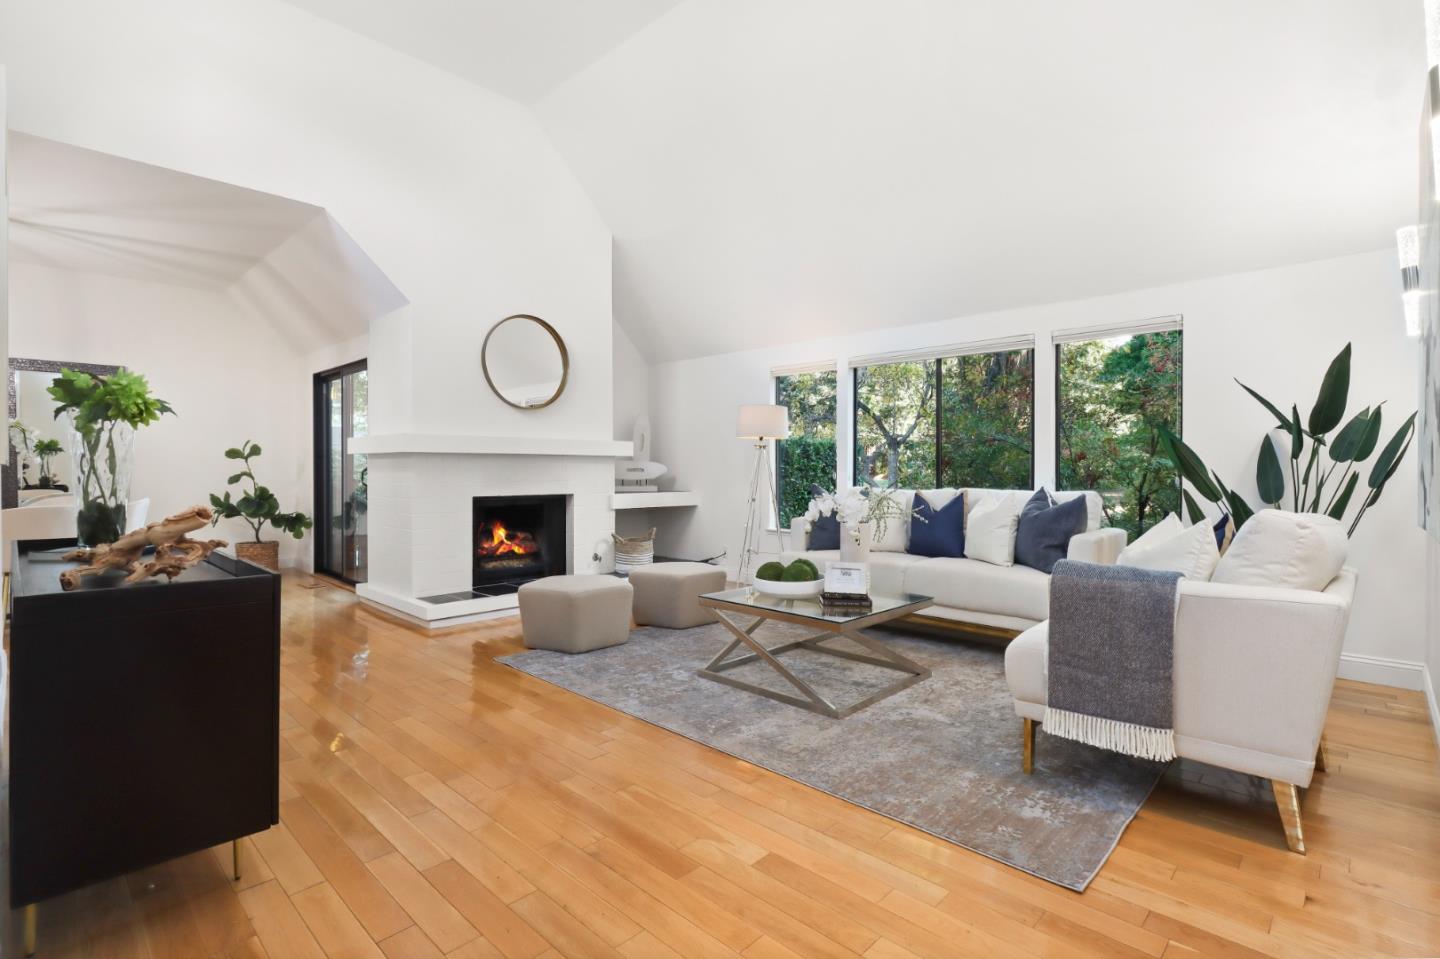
top-left (1005, 568), bottom-right (1356, 854)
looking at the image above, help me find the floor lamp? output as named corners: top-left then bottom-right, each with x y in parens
top-left (736, 404), bottom-right (789, 584)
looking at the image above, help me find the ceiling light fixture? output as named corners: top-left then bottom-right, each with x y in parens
top-left (1398, 225), bottom-right (1422, 337)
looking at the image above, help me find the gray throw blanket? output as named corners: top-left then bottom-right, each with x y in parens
top-left (1046, 560), bottom-right (1181, 762)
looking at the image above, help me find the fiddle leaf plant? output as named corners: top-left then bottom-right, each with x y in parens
top-left (1159, 343), bottom-right (1415, 538)
top-left (209, 440), bottom-right (313, 542)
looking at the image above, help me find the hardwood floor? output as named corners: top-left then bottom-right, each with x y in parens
top-left (3, 574), bottom-right (1437, 958)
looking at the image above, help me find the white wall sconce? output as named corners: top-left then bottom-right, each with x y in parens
top-left (1398, 225), bottom-right (1421, 337)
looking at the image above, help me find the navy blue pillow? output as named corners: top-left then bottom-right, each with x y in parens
top-left (1213, 513), bottom-right (1230, 550)
top-left (1015, 489), bottom-right (1087, 574)
top-left (907, 491), bottom-right (966, 558)
top-left (807, 483), bottom-right (841, 550)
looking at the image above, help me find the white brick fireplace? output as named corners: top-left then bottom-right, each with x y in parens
top-left (351, 434), bottom-right (631, 627)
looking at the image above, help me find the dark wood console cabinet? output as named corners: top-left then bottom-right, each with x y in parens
top-left (7, 541), bottom-right (280, 918)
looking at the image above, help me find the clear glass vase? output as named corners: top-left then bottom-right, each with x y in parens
top-left (68, 417), bottom-right (135, 546)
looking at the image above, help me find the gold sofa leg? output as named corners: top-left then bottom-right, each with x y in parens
top-left (1271, 780), bottom-right (1306, 854)
top-left (23, 903), bottom-right (36, 956)
top-left (1022, 717), bottom-right (1035, 774)
top-left (1314, 736), bottom-right (1329, 773)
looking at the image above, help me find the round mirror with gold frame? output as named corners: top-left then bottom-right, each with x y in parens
top-left (481, 314), bottom-right (570, 410)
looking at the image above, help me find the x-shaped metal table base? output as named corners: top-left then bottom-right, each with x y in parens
top-left (697, 609), bottom-right (931, 718)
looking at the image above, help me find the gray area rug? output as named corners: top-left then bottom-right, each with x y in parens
top-left (500, 623), bottom-right (1165, 890)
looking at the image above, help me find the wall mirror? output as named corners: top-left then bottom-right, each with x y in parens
top-left (6, 359), bottom-right (121, 508)
top-left (481, 314), bottom-right (569, 410)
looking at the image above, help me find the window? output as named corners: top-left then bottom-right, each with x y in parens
top-left (774, 369), bottom-right (837, 526)
top-left (938, 349), bottom-right (1034, 489)
top-left (854, 348), bottom-right (1033, 490)
top-left (1056, 329), bottom-right (1181, 538)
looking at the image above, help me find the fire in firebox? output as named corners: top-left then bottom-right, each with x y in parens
top-left (477, 519), bottom-right (538, 557)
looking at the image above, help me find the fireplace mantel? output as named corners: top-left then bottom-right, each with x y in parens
top-left (351, 434), bottom-right (633, 458)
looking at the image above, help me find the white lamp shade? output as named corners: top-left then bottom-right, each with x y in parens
top-left (737, 404), bottom-right (789, 439)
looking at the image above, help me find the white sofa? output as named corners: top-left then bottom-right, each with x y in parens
top-left (783, 488), bottom-right (1126, 634)
top-left (1005, 567), bottom-right (1356, 853)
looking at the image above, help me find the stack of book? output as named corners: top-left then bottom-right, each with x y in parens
top-left (820, 591), bottom-right (872, 611)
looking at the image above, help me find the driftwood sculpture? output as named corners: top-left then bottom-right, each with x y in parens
top-left (60, 505), bottom-right (229, 591)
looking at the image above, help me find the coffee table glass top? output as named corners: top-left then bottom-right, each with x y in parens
top-left (698, 587), bottom-right (932, 625)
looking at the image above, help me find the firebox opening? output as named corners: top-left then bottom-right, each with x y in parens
top-left (472, 494), bottom-right (567, 595)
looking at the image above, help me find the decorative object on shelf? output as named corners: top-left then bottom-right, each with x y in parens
top-left (481, 313), bottom-right (570, 410)
top-left (612, 527), bottom-right (656, 576)
top-left (1160, 343), bottom-right (1416, 538)
top-left (47, 367), bottom-right (173, 546)
top-left (33, 437), bottom-right (63, 488)
top-left (735, 403), bottom-right (788, 583)
top-left (615, 413), bottom-right (669, 492)
top-left (752, 558), bottom-right (823, 597)
top-left (58, 504), bottom-right (228, 591)
top-left (208, 440), bottom-right (313, 571)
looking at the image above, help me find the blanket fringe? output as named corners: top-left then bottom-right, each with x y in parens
top-left (1043, 707), bottom-right (1176, 762)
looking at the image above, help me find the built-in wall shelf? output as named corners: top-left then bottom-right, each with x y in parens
top-left (611, 491), bottom-right (702, 510)
top-left (351, 434), bottom-right (633, 458)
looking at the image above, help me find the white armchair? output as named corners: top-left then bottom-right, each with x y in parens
top-left (1005, 568), bottom-right (1356, 854)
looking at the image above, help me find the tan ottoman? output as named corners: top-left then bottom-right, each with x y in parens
top-left (629, 562), bottom-right (727, 629)
top-left (518, 575), bottom-right (633, 653)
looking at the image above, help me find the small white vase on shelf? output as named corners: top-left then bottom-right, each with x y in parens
top-left (840, 521), bottom-right (871, 563)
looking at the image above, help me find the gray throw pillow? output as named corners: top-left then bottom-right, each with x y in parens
top-left (807, 483), bottom-right (840, 550)
top-left (1015, 489), bottom-right (1087, 574)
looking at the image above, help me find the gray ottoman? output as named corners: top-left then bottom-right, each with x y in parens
top-left (518, 575), bottom-right (633, 653)
top-left (630, 562), bottom-right (727, 629)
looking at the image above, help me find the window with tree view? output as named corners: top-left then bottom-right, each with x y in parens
top-left (854, 348), bottom-right (1033, 490)
top-left (1057, 330), bottom-right (1181, 538)
top-left (774, 370), bottom-right (837, 526)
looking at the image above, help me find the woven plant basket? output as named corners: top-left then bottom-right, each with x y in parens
top-left (612, 528), bottom-right (656, 577)
top-left (236, 540), bottom-right (280, 571)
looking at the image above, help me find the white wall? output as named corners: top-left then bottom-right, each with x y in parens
top-left (613, 319), bottom-right (650, 441)
top-left (648, 249), bottom-right (1428, 686)
top-left (9, 262), bottom-right (310, 564)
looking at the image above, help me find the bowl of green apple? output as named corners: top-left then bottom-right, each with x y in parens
top-left (751, 558), bottom-right (824, 598)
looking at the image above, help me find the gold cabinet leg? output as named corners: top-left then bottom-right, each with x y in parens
top-left (1022, 717), bottom-right (1036, 775)
top-left (1314, 736), bottom-right (1329, 773)
top-left (232, 839), bottom-right (241, 881)
top-left (1271, 780), bottom-right (1306, 854)
top-left (23, 903), bottom-right (36, 956)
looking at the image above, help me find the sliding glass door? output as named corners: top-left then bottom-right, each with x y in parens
top-left (314, 361), bottom-right (368, 583)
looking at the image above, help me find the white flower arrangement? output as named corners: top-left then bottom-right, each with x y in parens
top-left (802, 486), bottom-right (921, 546)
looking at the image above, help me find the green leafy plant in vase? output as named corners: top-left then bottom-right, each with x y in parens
top-left (33, 437), bottom-right (63, 488)
top-left (209, 440), bottom-right (313, 570)
top-left (47, 368), bottom-right (174, 545)
top-left (1160, 343), bottom-right (1415, 537)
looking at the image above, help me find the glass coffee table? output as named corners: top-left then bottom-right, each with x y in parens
top-left (696, 587), bottom-right (934, 718)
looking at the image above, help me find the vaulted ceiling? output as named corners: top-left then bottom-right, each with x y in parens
top-left (279, 0), bottom-right (682, 104)
top-left (284, 0), bottom-right (1425, 363)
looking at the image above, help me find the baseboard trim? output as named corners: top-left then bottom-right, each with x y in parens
top-left (1337, 651), bottom-right (1426, 691)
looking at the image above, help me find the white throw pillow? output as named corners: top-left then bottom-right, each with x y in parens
top-left (1211, 509), bottom-right (1348, 592)
top-left (1117, 513), bottom-right (1219, 580)
top-left (868, 489), bottom-right (914, 552)
top-left (963, 492), bottom-right (1023, 566)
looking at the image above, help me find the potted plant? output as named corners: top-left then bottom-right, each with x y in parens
top-left (1160, 343), bottom-right (1415, 537)
top-left (33, 437), bottom-right (63, 488)
top-left (47, 368), bottom-right (174, 545)
top-left (803, 486), bottom-right (915, 563)
top-left (209, 440), bottom-right (312, 570)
